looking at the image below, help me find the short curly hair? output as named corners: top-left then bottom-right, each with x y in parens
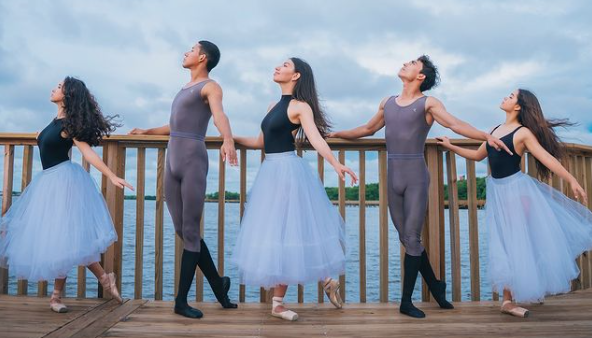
top-left (418, 55), bottom-right (440, 92)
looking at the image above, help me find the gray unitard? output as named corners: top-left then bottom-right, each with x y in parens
top-left (384, 96), bottom-right (432, 257)
top-left (165, 80), bottom-right (212, 253)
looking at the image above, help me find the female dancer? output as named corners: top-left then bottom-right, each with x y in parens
top-left (0, 77), bottom-right (134, 313)
top-left (437, 89), bottom-right (592, 317)
top-left (233, 58), bottom-right (358, 321)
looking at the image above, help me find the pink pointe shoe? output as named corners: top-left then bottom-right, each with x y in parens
top-left (323, 278), bottom-right (344, 309)
top-left (49, 290), bottom-right (68, 313)
top-left (271, 297), bottom-right (298, 321)
top-left (100, 272), bottom-right (123, 303)
top-left (501, 300), bottom-right (529, 318)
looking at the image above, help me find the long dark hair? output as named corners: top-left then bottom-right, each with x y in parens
top-left (517, 89), bottom-right (575, 180)
top-left (61, 77), bottom-right (120, 146)
top-left (290, 57), bottom-right (331, 146)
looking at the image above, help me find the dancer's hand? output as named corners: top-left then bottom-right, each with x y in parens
top-left (221, 140), bottom-right (238, 166)
top-left (128, 128), bottom-right (148, 135)
top-left (327, 132), bottom-right (338, 138)
top-left (486, 135), bottom-right (513, 155)
top-left (333, 163), bottom-right (358, 186)
top-left (570, 179), bottom-right (588, 204)
top-left (435, 136), bottom-right (452, 148)
top-left (110, 175), bottom-right (135, 191)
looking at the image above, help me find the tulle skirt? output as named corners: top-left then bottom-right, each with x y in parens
top-left (0, 160), bottom-right (117, 281)
top-left (486, 172), bottom-right (592, 303)
top-left (232, 151), bottom-right (346, 288)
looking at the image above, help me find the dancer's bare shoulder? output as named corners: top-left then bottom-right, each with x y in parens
top-left (201, 80), bottom-right (222, 96)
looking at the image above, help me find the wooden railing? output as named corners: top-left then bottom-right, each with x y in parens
top-left (1, 134), bottom-right (591, 303)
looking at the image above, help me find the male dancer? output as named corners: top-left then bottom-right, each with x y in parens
top-left (330, 55), bottom-right (511, 318)
top-left (130, 41), bottom-right (238, 318)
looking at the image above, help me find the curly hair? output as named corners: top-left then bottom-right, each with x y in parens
top-left (418, 55), bottom-right (440, 92)
top-left (61, 76), bottom-right (120, 146)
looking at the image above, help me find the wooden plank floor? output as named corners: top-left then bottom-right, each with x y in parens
top-left (2, 289), bottom-right (592, 338)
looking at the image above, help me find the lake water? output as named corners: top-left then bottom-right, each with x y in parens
top-left (7, 200), bottom-right (491, 303)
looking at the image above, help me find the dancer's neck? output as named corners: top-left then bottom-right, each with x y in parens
top-left (279, 82), bottom-right (295, 96)
top-left (504, 112), bottom-right (520, 126)
top-left (56, 105), bottom-right (66, 120)
top-left (189, 67), bottom-right (210, 84)
top-left (399, 81), bottom-right (423, 100)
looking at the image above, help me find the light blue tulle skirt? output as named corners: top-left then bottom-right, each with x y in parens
top-left (232, 151), bottom-right (346, 288)
top-left (486, 172), bottom-right (592, 303)
top-left (0, 160), bottom-right (117, 281)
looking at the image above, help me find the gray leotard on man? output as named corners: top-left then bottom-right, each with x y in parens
top-left (384, 95), bottom-right (431, 257)
top-left (166, 79), bottom-right (212, 253)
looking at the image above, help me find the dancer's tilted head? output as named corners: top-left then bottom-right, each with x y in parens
top-left (501, 88), bottom-right (575, 179)
top-left (273, 57), bottom-right (331, 143)
top-left (51, 76), bottom-right (120, 146)
top-left (182, 40), bottom-right (220, 72)
top-left (398, 55), bottom-right (440, 92)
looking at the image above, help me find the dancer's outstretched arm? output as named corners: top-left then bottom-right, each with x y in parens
top-left (329, 97), bottom-right (388, 139)
top-left (427, 97), bottom-right (512, 155)
top-left (519, 129), bottom-right (587, 203)
top-left (293, 101), bottom-right (358, 185)
top-left (74, 139), bottom-right (134, 191)
top-left (203, 82), bottom-right (238, 165)
top-left (436, 136), bottom-right (487, 161)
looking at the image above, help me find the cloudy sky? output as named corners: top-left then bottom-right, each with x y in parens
top-left (1, 0), bottom-right (591, 194)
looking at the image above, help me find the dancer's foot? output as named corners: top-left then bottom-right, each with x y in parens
top-left (213, 276), bottom-right (237, 309)
top-left (174, 302), bottom-right (204, 319)
top-left (100, 272), bottom-right (123, 303)
top-left (323, 278), bottom-right (344, 309)
top-left (501, 300), bottom-right (529, 318)
top-left (49, 290), bottom-right (68, 313)
top-left (271, 297), bottom-right (298, 321)
top-left (400, 301), bottom-right (425, 318)
top-left (430, 280), bottom-right (454, 309)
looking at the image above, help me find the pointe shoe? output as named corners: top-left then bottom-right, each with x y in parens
top-left (323, 278), bottom-right (344, 309)
top-left (271, 297), bottom-right (298, 321)
top-left (100, 272), bottom-right (123, 303)
top-left (49, 290), bottom-right (68, 313)
top-left (501, 300), bottom-right (529, 318)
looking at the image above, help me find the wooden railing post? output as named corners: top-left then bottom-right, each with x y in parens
top-left (466, 158), bottom-right (480, 301)
top-left (102, 140), bottom-right (126, 299)
top-left (378, 150), bottom-right (389, 303)
top-left (1, 145), bottom-right (15, 295)
top-left (446, 151), bottom-right (462, 302)
top-left (424, 145), bottom-right (443, 301)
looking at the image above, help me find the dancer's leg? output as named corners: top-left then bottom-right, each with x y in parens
top-left (174, 249), bottom-right (203, 318)
top-left (197, 239), bottom-right (237, 308)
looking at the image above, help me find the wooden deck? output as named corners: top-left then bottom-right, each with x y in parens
top-left (2, 289), bottom-right (592, 338)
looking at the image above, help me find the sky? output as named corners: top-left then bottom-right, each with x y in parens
top-left (1, 0), bottom-right (591, 194)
